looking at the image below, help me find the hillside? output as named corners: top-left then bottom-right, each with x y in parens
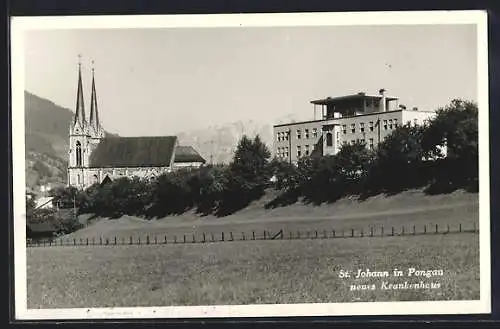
top-left (24, 91), bottom-right (75, 189)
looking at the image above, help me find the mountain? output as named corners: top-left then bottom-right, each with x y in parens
top-left (24, 91), bottom-right (75, 190)
top-left (176, 120), bottom-right (274, 164)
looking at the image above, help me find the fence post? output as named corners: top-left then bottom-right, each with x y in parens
top-left (413, 225), bottom-right (416, 235)
top-left (242, 232), bottom-right (245, 241)
top-left (370, 227), bottom-right (373, 237)
top-left (315, 231), bottom-right (318, 239)
top-left (130, 236), bottom-right (132, 245)
top-left (155, 236), bottom-right (157, 245)
top-left (289, 231), bottom-right (292, 240)
top-left (252, 231), bottom-right (255, 240)
top-left (263, 231), bottom-right (266, 240)
top-left (332, 229), bottom-right (336, 238)
top-left (391, 227), bottom-right (394, 236)
top-left (381, 226), bottom-right (384, 236)
top-left (230, 232), bottom-right (234, 241)
top-left (106, 238), bottom-right (109, 245)
top-left (402, 227), bottom-right (405, 236)
top-left (73, 239), bottom-right (76, 246)
top-left (174, 235), bottom-right (177, 244)
top-left (100, 237), bottom-right (102, 245)
top-left (138, 237), bottom-right (141, 245)
top-left (183, 235), bottom-right (186, 243)
top-left (165, 235), bottom-right (167, 244)
top-left (221, 232), bottom-right (225, 241)
top-left (459, 223), bottom-right (462, 232)
top-left (211, 233), bottom-right (214, 242)
top-left (435, 224), bottom-right (438, 234)
top-left (192, 234), bottom-right (196, 243)
top-left (351, 229), bottom-right (354, 237)
top-left (146, 236), bottom-right (150, 245)
top-left (203, 233), bottom-right (206, 243)
top-left (424, 225), bottom-right (427, 234)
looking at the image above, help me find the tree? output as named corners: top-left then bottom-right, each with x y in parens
top-left (268, 158), bottom-right (300, 191)
top-left (229, 135), bottom-right (272, 192)
top-left (422, 99), bottom-right (478, 186)
top-left (366, 123), bottom-right (426, 192)
top-left (335, 141), bottom-right (374, 192)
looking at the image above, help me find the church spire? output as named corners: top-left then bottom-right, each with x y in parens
top-left (89, 60), bottom-right (100, 132)
top-left (74, 54), bottom-right (86, 126)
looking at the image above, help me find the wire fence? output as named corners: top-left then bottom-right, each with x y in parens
top-left (27, 221), bottom-right (479, 248)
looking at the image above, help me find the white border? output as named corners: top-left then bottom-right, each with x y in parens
top-left (11, 10), bottom-right (490, 320)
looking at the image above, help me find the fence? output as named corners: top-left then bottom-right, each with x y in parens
top-left (26, 221), bottom-right (479, 248)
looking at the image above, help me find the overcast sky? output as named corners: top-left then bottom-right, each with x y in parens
top-left (24, 24), bottom-right (477, 136)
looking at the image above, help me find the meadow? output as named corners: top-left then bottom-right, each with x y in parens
top-left (26, 189), bottom-right (480, 309)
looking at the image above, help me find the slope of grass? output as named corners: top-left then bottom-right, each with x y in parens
top-left (27, 233), bottom-right (479, 309)
top-left (64, 189), bottom-right (479, 242)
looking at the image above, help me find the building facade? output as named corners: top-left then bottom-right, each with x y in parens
top-left (67, 61), bottom-right (205, 190)
top-left (273, 90), bottom-right (436, 164)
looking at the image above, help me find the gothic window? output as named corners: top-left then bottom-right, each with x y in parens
top-left (326, 132), bottom-right (333, 146)
top-left (77, 174), bottom-right (81, 185)
top-left (93, 174), bottom-right (99, 184)
top-left (76, 141), bottom-right (82, 167)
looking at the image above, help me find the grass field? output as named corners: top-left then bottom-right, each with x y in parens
top-left (26, 189), bottom-right (480, 309)
top-left (27, 233), bottom-right (479, 308)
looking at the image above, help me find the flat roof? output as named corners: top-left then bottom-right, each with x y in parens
top-left (273, 109), bottom-right (435, 128)
top-left (311, 93), bottom-right (399, 105)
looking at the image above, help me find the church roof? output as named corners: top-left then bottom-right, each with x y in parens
top-left (174, 146), bottom-right (206, 163)
top-left (89, 136), bottom-right (178, 168)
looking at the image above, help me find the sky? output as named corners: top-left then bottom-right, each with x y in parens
top-left (24, 24), bottom-right (477, 136)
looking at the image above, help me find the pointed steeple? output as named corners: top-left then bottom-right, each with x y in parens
top-left (89, 60), bottom-right (100, 132)
top-left (74, 54), bottom-right (86, 127)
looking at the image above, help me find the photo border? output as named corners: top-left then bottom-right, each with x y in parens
top-left (10, 10), bottom-right (491, 320)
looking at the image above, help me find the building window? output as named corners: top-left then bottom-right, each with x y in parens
top-left (76, 141), bottom-right (82, 167)
top-left (342, 125), bottom-right (347, 134)
top-left (369, 138), bottom-right (374, 149)
top-left (305, 129), bottom-right (310, 139)
top-left (360, 122), bottom-right (365, 132)
top-left (77, 174), bottom-right (81, 185)
top-left (369, 121), bottom-right (374, 132)
top-left (383, 120), bottom-right (388, 130)
top-left (297, 129), bottom-right (301, 139)
top-left (312, 128), bottom-right (318, 138)
top-left (277, 132), bottom-right (281, 142)
top-left (297, 145), bottom-right (302, 157)
top-left (394, 118), bottom-right (398, 127)
top-left (285, 131), bottom-right (289, 141)
top-left (360, 138), bottom-right (365, 144)
top-left (305, 145), bottom-right (310, 156)
top-left (326, 132), bottom-right (333, 146)
top-left (351, 123), bottom-right (356, 133)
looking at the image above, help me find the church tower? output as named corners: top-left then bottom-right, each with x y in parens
top-left (68, 56), bottom-right (91, 188)
top-left (88, 61), bottom-right (105, 150)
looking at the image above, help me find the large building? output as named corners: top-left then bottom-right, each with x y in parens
top-left (67, 61), bottom-right (205, 190)
top-left (273, 89), bottom-right (436, 163)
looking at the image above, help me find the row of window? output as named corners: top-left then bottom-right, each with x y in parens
top-left (277, 144), bottom-right (313, 158)
top-left (277, 118), bottom-right (420, 143)
top-left (277, 128), bottom-right (319, 142)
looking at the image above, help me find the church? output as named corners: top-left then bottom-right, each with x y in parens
top-left (67, 60), bottom-right (206, 190)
